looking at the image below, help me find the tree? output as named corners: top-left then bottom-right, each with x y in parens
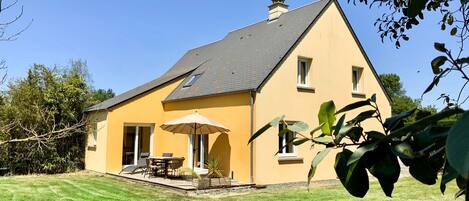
top-left (0, 60), bottom-right (117, 174)
top-left (380, 73), bottom-right (437, 123)
top-left (1, 0), bottom-right (31, 84)
top-left (380, 73), bottom-right (418, 115)
top-left (90, 89), bottom-right (115, 105)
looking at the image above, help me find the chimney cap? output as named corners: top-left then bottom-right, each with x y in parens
top-left (269, 0), bottom-right (288, 9)
top-left (272, 0), bottom-right (285, 3)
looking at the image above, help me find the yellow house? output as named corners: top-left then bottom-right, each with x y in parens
top-left (84, 0), bottom-right (391, 185)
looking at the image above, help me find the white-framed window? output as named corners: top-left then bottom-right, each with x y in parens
top-left (183, 74), bottom-right (202, 88)
top-left (297, 58), bottom-right (311, 87)
top-left (278, 123), bottom-right (296, 157)
top-left (91, 122), bottom-right (98, 146)
top-left (352, 67), bottom-right (363, 93)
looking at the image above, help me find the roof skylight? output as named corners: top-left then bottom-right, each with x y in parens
top-left (183, 74), bottom-right (202, 88)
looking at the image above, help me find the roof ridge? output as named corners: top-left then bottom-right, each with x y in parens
top-left (226, 0), bottom-right (326, 35)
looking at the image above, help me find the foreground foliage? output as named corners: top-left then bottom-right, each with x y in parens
top-left (249, 94), bottom-right (469, 199)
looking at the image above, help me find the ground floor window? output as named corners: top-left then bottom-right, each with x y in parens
top-left (278, 123), bottom-right (296, 156)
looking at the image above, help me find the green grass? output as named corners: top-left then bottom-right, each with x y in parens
top-left (0, 172), bottom-right (463, 201)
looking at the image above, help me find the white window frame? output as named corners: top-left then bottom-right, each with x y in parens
top-left (352, 67), bottom-right (363, 93)
top-left (297, 58), bottom-right (311, 87)
top-left (90, 122), bottom-right (98, 147)
top-left (188, 135), bottom-right (209, 173)
top-left (278, 123), bottom-right (297, 157)
top-left (122, 123), bottom-right (155, 167)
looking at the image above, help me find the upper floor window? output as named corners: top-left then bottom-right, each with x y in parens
top-left (278, 122), bottom-right (296, 156)
top-left (297, 58), bottom-right (311, 87)
top-left (183, 74), bottom-right (202, 88)
top-left (90, 122), bottom-right (98, 147)
top-left (352, 67), bottom-right (363, 93)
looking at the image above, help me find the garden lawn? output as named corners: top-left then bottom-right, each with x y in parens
top-left (0, 172), bottom-right (462, 201)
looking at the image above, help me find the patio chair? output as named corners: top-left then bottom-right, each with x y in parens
top-left (119, 152), bottom-right (151, 175)
top-left (168, 158), bottom-right (184, 177)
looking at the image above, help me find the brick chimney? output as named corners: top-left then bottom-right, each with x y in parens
top-left (268, 0), bottom-right (289, 21)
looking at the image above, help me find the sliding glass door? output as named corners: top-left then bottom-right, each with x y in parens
top-left (122, 125), bottom-right (153, 166)
top-left (190, 134), bottom-right (209, 170)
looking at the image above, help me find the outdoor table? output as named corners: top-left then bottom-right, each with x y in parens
top-left (149, 156), bottom-right (184, 178)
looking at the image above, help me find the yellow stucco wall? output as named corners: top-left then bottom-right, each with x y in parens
top-left (99, 76), bottom-right (252, 183)
top-left (163, 92), bottom-right (252, 182)
top-left (85, 111), bottom-right (108, 173)
top-left (104, 78), bottom-right (184, 173)
top-left (254, 1), bottom-right (392, 184)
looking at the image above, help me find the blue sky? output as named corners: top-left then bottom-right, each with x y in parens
top-left (0, 0), bottom-right (466, 108)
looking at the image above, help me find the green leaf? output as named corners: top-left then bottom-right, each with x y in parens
top-left (431, 56), bottom-right (447, 74)
top-left (462, 0), bottom-right (469, 5)
top-left (455, 188), bottom-right (466, 199)
top-left (383, 108), bottom-right (417, 130)
top-left (335, 149), bottom-right (369, 198)
top-left (347, 142), bottom-right (379, 166)
top-left (450, 27), bottom-right (458, 36)
top-left (278, 127), bottom-right (289, 138)
top-left (333, 115), bottom-right (353, 144)
top-left (288, 121), bottom-right (309, 133)
top-left (293, 138), bottom-right (310, 146)
top-left (370, 94), bottom-right (377, 103)
top-left (333, 114), bottom-right (346, 138)
top-left (310, 123), bottom-right (325, 136)
top-left (336, 100), bottom-right (371, 114)
top-left (441, 162), bottom-right (459, 194)
top-left (248, 115), bottom-right (285, 144)
top-left (447, 16), bottom-right (454, 25)
top-left (367, 146), bottom-right (400, 197)
top-left (456, 57), bottom-right (469, 64)
top-left (392, 142), bottom-right (416, 159)
top-left (313, 135), bottom-right (334, 144)
top-left (409, 157), bottom-right (439, 185)
top-left (406, 0), bottom-right (428, 18)
top-left (308, 148), bottom-right (333, 186)
top-left (335, 124), bottom-right (354, 144)
top-left (349, 110), bottom-right (376, 124)
top-left (414, 126), bottom-right (449, 148)
top-left (318, 101), bottom-right (336, 135)
top-left (347, 127), bottom-right (364, 142)
top-left (434, 42), bottom-right (447, 53)
top-left (366, 131), bottom-right (386, 140)
top-left (383, 108), bottom-right (463, 141)
top-left (447, 111), bottom-right (469, 178)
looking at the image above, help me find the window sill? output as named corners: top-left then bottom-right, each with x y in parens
top-left (297, 85), bottom-right (315, 93)
top-left (87, 145), bottom-right (97, 151)
top-left (352, 92), bottom-right (366, 99)
top-left (278, 156), bottom-right (304, 164)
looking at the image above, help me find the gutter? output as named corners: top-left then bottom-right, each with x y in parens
top-left (249, 90), bottom-right (255, 183)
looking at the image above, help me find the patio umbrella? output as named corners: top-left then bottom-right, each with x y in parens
top-left (160, 111), bottom-right (230, 170)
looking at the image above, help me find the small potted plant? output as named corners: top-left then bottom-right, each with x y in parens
top-left (188, 158), bottom-right (231, 189)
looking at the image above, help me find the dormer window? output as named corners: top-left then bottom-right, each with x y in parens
top-left (183, 74), bottom-right (201, 88)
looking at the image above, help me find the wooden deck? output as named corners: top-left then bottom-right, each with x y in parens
top-left (109, 172), bottom-right (255, 194)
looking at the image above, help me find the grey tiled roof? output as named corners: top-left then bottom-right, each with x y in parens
top-left (164, 0), bottom-right (330, 101)
top-left (88, 0), bottom-right (389, 111)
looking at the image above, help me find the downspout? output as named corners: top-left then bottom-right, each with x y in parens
top-left (249, 90), bottom-right (255, 184)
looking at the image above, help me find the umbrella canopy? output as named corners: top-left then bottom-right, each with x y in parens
top-left (160, 112), bottom-right (230, 135)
